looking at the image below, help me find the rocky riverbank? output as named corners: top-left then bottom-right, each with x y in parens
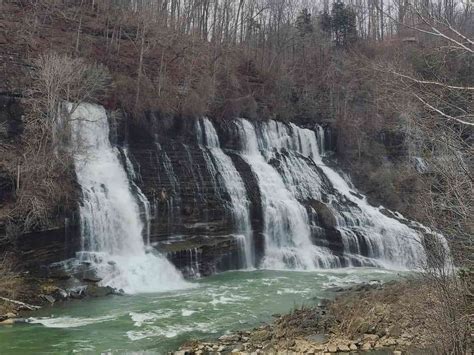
top-left (176, 279), bottom-right (436, 354)
top-left (0, 271), bottom-right (122, 325)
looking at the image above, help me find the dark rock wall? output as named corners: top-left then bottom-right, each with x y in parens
top-left (121, 113), bottom-right (265, 276)
top-left (120, 115), bottom-right (348, 274)
top-left (0, 100), bottom-right (344, 278)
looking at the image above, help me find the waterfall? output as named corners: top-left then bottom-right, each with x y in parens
top-left (196, 118), bottom-right (254, 268)
top-left (123, 148), bottom-right (151, 245)
top-left (248, 119), bottom-right (428, 269)
top-left (316, 125), bottom-right (326, 156)
top-left (67, 103), bottom-right (445, 279)
top-left (234, 119), bottom-right (338, 270)
top-left (294, 125), bottom-right (427, 268)
top-left (68, 103), bottom-right (188, 293)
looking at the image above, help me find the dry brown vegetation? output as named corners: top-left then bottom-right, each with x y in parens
top-left (1, 1), bottom-right (470, 228)
top-left (2, 51), bottom-right (111, 232)
top-left (328, 278), bottom-right (471, 354)
top-left (0, 0), bottom-right (471, 349)
top-left (0, 254), bottom-right (23, 314)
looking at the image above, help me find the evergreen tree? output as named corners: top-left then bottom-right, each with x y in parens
top-left (296, 8), bottom-right (313, 37)
top-left (320, 11), bottom-right (332, 37)
top-left (331, 0), bottom-right (357, 47)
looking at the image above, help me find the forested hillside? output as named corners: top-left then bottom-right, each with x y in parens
top-left (0, 0), bottom-right (472, 352)
top-left (1, 0), bottom-right (471, 259)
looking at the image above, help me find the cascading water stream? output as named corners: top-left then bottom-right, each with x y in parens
top-left (252, 119), bottom-right (429, 269)
top-left (234, 119), bottom-right (338, 269)
top-left (68, 103), bottom-right (189, 293)
top-left (196, 118), bottom-right (254, 268)
top-left (123, 148), bottom-right (151, 245)
top-left (67, 102), bottom-right (445, 282)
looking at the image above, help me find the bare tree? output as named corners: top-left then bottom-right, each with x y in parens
top-left (364, 10), bottom-right (472, 352)
top-left (6, 52), bottom-right (110, 231)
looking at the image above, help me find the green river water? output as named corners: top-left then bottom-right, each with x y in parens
top-left (0, 268), bottom-right (401, 354)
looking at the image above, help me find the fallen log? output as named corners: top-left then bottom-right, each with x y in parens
top-left (0, 296), bottom-right (41, 310)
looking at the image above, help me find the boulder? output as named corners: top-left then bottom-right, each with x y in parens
top-left (311, 343), bottom-right (325, 351)
top-left (363, 334), bottom-right (379, 342)
top-left (0, 318), bottom-right (29, 325)
top-left (326, 344), bottom-right (338, 353)
top-left (0, 319), bottom-right (15, 325)
top-left (69, 288), bottom-right (86, 299)
top-left (82, 270), bottom-right (102, 283)
top-left (86, 285), bottom-right (115, 297)
top-left (52, 288), bottom-right (69, 301)
top-left (39, 294), bottom-right (55, 304)
top-left (219, 334), bottom-right (240, 343)
top-left (307, 200), bottom-right (337, 229)
top-left (337, 344), bottom-right (351, 352)
top-left (381, 338), bottom-right (398, 347)
top-left (306, 333), bottom-right (327, 343)
top-left (374, 341), bottom-right (385, 349)
top-left (251, 330), bottom-right (271, 343)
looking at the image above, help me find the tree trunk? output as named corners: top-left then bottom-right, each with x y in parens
top-left (135, 25), bottom-right (146, 109)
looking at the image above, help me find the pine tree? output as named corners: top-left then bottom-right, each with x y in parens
top-left (296, 8), bottom-right (313, 37)
top-left (331, 1), bottom-right (357, 47)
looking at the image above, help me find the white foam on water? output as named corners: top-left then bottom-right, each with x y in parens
top-left (126, 322), bottom-right (219, 341)
top-left (181, 309), bottom-right (197, 317)
top-left (210, 294), bottom-right (251, 306)
top-left (129, 309), bottom-right (178, 327)
top-left (30, 315), bottom-right (116, 328)
top-left (276, 288), bottom-right (312, 295)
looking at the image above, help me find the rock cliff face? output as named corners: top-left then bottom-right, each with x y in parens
top-left (114, 113), bottom-right (354, 275)
top-left (1, 100), bottom-right (435, 279)
top-left (0, 101), bottom-right (261, 277)
top-left (117, 113), bottom-right (265, 276)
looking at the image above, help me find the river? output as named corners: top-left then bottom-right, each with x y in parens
top-left (0, 268), bottom-right (401, 354)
